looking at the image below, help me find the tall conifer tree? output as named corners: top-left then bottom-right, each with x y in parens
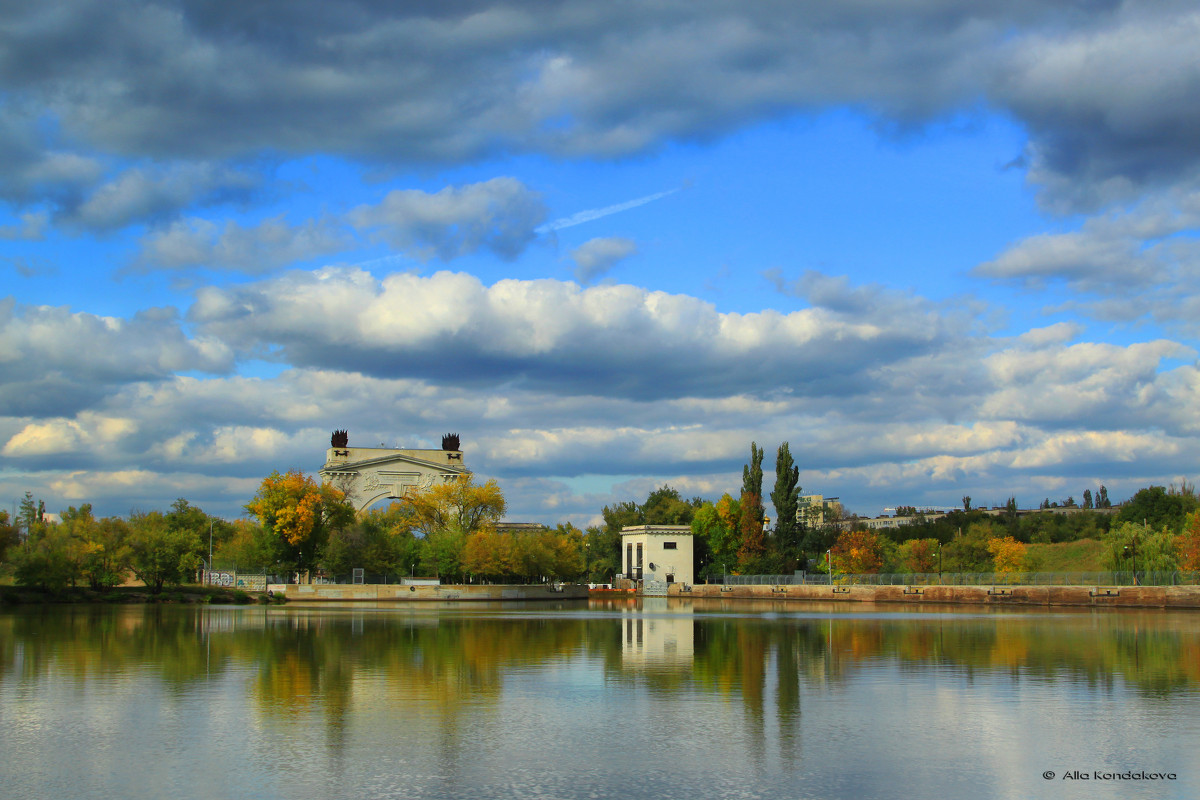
top-left (771, 442), bottom-right (801, 565)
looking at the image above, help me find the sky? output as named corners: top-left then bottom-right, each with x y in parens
top-left (2, 0), bottom-right (1199, 527)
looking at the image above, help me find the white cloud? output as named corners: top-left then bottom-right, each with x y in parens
top-left (349, 178), bottom-right (546, 262)
top-left (570, 237), bottom-right (637, 283)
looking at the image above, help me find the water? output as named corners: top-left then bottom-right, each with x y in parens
top-left (2, 599), bottom-right (1198, 799)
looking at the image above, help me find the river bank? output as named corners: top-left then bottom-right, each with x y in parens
top-left (0, 584), bottom-right (278, 605)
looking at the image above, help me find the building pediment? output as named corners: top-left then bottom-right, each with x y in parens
top-left (319, 445), bottom-right (468, 511)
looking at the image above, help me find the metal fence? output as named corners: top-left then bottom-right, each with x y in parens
top-left (715, 571), bottom-right (1200, 587)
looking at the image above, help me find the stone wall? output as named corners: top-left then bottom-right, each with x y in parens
top-left (672, 583), bottom-right (1200, 609)
top-left (282, 583), bottom-right (589, 602)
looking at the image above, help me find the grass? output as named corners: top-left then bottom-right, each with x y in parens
top-left (1025, 538), bottom-right (1108, 572)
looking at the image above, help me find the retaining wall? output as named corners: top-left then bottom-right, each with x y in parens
top-left (281, 583), bottom-right (589, 602)
top-left (673, 583), bottom-right (1200, 609)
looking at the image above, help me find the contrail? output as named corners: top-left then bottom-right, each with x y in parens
top-left (536, 187), bottom-right (681, 234)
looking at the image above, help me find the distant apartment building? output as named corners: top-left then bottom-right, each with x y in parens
top-left (797, 495), bottom-right (840, 527)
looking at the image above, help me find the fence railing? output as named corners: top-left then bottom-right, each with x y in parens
top-left (715, 571), bottom-right (1200, 587)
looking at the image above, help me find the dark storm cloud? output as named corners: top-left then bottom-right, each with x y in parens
top-left (2, 0), bottom-right (1197, 219)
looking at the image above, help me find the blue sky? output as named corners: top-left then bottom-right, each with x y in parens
top-left (2, 1), bottom-right (1198, 525)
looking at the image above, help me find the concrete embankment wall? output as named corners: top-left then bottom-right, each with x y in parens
top-left (674, 583), bottom-right (1200, 609)
top-left (281, 583), bottom-right (589, 602)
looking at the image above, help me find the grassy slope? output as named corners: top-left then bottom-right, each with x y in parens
top-left (1025, 538), bottom-right (1108, 572)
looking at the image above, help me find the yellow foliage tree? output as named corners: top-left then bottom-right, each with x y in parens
top-left (987, 535), bottom-right (1027, 573)
top-left (246, 470), bottom-right (353, 575)
top-left (830, 529), bottom-right (884, 574)
top-left (1176, 511), bottom-right (1200, 571)
top-left (400, 474), bottom-right (506, 581)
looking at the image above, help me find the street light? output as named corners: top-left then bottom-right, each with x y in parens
top-left (1124, 538), bottom-right (1138, 585)
top-left (827, 549), bottom-right (832, 586)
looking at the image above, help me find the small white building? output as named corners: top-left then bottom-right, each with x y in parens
top-left (620, 525), bottom-right (694, 585)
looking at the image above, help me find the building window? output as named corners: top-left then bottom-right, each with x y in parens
top-left (636, 543), bottom-right (643, 568)
top-left (663, 542), bottom-right (677, 550)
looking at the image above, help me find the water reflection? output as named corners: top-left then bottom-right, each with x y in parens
top-left (2, 601), bottom-right (1199, 799)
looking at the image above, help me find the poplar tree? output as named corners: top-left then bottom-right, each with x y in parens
top-left (771, 442), bottom-right (801, 566)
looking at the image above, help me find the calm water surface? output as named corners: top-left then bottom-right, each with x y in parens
top-left (2, 599), bottom-right (1198, 799)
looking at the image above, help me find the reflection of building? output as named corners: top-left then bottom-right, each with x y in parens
top-left (620, 525), bottom-right (693, 585)
top-left (620, 601), bottom-right (695, 668)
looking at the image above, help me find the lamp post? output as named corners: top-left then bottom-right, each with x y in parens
top-left (1124, 537), bottom-right (1138, 586)
top-left (208, 520), bottom-right (213, 586)
top-left (827, 549), bottom-right (832, 586)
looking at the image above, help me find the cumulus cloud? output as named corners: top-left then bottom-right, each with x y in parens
top-left (132, 214), bottom-right (351, 273)
top-left (188, 268), bottom-right (963, 400)
top-left (570, 236), bottom-right (637, 283)
top-left (0, 299), bottom-right (233, 417)
top-left (349, 178), bottom-right (546, 262)
top-left (4, 0), bottom-right (1200, 220)
top-left (68, 163), bottom-right (260, 231)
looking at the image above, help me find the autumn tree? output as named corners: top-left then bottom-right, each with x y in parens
top-left (691, 493), bottom-right (741, 580)
top-left (829, 529), bottom-right (884, 574)
top-left (986, 536), bottom-right (1027, 573)
top-left (1175, 511), bottom-right (1200, 571)
top-left (897, 538), bottom-right (940, 573)
top-left (771, 442), bottom-right (801, 569)
top-left (399, 474), bottom-right (506, 581)
top-left (246, 470), bottom-right (354, 576)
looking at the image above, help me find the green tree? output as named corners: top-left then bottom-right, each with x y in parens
top-left (1117, 486), bottom-right (1198, 533)
top-left (771, 442), bottom-right (801, 569)
top-left (214, 519), bottom-right (279, 572)
top-left (63, 505), bottom-right (131, 590)
top-left (127, 511), bottom-right (203, 593)
top-left (742, 442), bottom-right (764, 523)
top-left (1102, 521), bottom-right (1178, 574)
top-left (0, 510), bottom-right (19, 562)
top-left (1082, 489), bottom-right (1093, 509)
top-left (12, 523), bottom-right (82, 591)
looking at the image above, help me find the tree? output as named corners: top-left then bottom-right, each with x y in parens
top-left (962, 496), bottom-right (972, 512)
top-left (1117, 486), bottom-right (1198, 533)
top-left (830, 529), bottom-right (884, 574)
top-left (12, 524), bottom-right (82, 591)
top-left (1097, 485), bottom-right (1111, 508)
top-left (1103, 521), bottom-right (1178, 573)
top-left (987, 536), bottom-right (1027, 573)
top-left (18, 491), bottom-right (42, 540)
top-left (742, 442), bottom-right (764, 524)
top-left (1176, 512), bottom-right (1200, 571)
top-left (400, 474), bottom-right (506, 582)
top-left (897, 538), bottom-right (939, 573)
top-left (771, 442), bottom-right (801, 568)
top-left (127, 511), bottom-right (203, 593)
top-left (0, 510), bottom-right (19, 562)
top-left (1082, 489), bottom-right (1093, 509)
top-left (62, 505), bottom-right (130, 590)
top-left (246, 471), bottom-right (354, 576)
top-left (215, 519), bottom-right (279, 573)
